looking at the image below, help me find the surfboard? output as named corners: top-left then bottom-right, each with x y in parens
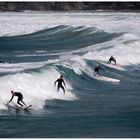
top-left (93, 74), bottom-right (120, 83)
top-left (6, 103), bottom-right (32, 110)
top-left (83, 68), bottom-right (120, 83)
top-left (22, 105), bottom-right (32, 110)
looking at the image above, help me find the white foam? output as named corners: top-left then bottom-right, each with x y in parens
top-left (82, 34), bottom-right (140, 66)
top-left (0, 59), bottom-right (59, 73)
top-left (0, 12), bottom-right (140, 36)
top-left (58, 54), bottom-right (86, 75)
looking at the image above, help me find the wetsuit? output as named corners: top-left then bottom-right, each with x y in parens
top-left (54, 78), bottom-right (66, 94)
top-left (108, 56), bottom-right (116, 64)
top-left (9, 92), bottom-right (25, 107)
top-left (94, 66), bottom-right (104, 75)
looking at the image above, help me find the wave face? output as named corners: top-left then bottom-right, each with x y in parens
top-left (0, 12), bottom-right (140, 138)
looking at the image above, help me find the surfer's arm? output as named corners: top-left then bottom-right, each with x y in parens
top-left (114, 60), bottom-right (117, 64)
top-left (54, 79), bottom-right (58, 86)
top-left (8, 95), bottom-right (14, 103)
top-left (100, 67), bottom-right (105, 71)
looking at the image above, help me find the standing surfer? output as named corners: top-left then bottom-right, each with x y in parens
top-left (54, 75), bottom-right (66, 94)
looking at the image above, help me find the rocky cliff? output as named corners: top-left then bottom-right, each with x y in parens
top-left (0, 2), bottom-right (140, 11)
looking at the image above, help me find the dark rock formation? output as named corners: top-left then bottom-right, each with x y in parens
top-left (0, 2), bottom-right (140, 11)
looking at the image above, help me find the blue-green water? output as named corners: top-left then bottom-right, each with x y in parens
top-left (0, 11), bottom-right (140, 138)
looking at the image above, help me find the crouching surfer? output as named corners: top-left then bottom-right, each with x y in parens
top-left (108, 56), bottom-right (116, 65)
top-left (94, 65), bottom-right (105, 76)
top-left (8, 90), bottom-right (26, 108)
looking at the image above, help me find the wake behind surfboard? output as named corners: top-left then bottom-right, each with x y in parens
top-left (100, 61), bottom-right (124, 71)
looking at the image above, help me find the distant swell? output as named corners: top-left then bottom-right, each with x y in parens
top-left (0, 25), bottom-right (122, 51)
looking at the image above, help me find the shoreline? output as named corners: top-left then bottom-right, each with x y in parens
top-left (0, 2), bottom-right (140, 12)
top-left (0, 9), bottom-right (140, 13)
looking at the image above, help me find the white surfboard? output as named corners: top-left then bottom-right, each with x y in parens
top-left (94, 74), bottom-right (120, 83)
top-left (6, 103), bottom-right (32, 110)
top-left (22, 105), bottom-right (32, 110)
top-left (83, 68), bottom-right (120, 83)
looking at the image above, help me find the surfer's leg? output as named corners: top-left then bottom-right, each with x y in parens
top-left (17, 98), bottom-right (23, 107)
top-left (57, 85), bottom-right (60, 92)
top-left (94, 72), bottom-right (99, 76)
top-left (94, 71), bottom-right (97, 76)
top-left (21, 100), bottom-right (26, 106)
top-left (61, 85), bottom-right (65, 94)
top-left (97, 70), bottom-right (100, 76)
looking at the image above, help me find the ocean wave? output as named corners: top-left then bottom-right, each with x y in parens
top-left (0, 12), bottom-right (140, 37)
top-left (0, 25), bottom-right (121, 51)
top-left (0, 12), bottom-right (140, 116)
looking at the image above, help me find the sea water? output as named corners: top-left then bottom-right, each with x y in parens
top-left (0, 11), bottom-right (140, 138)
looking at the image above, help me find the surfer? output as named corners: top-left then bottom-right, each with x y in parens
top-left (8, 91), bottom-right (26, 108)
top-left (108, 56), bottom-right (116, 64)
top-left (94, 65), bottom-right (105, 76)
top-left (54, 75), bottom-right (66, 94)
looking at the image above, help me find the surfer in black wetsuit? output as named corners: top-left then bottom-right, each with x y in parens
top-left (108, 56), bottom-right (116, 64)
top-left (8, 91), bottom-right (26, 107)
top-left (94, 65), bottom-right (105, 76)
top-left (54, 75), bottom-right (66, 94)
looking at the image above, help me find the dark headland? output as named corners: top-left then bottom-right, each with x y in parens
top-left (0, 2), bottom-right (140, 11)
